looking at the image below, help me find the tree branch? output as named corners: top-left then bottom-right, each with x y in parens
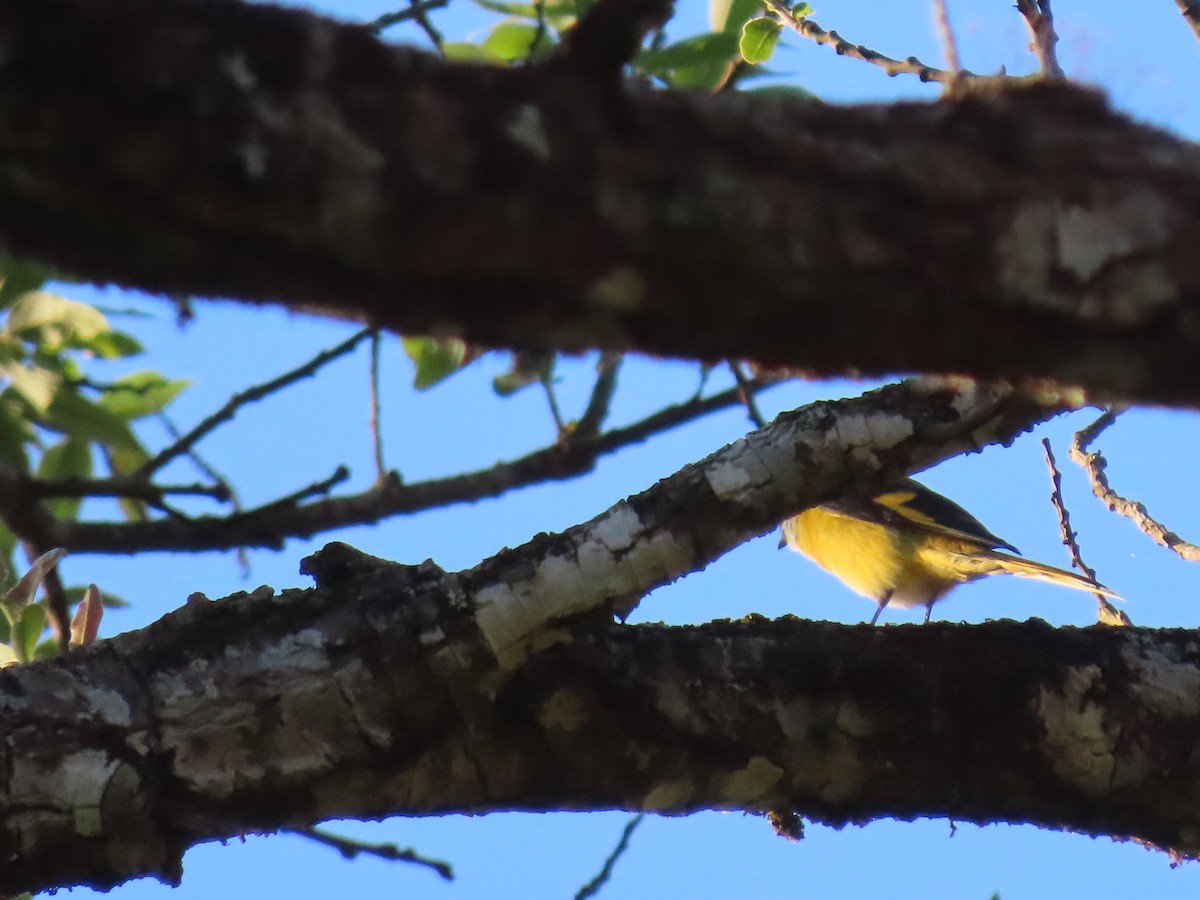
top-left (0, 377), bottom-right (783, 554)
top-left (2, 0), bottom-right (1200, 404)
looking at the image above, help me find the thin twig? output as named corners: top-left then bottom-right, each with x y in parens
top-left (1175, 0), bottom-right (1200, 44)
top-left (1015, 0), bottom-right (1065, 78)
top-left (930, 0), bottom-right (961, 90)
top-left (252, 466), bottom-right (351, 516)
top-left (139, 328), bottom-right (374, 477)
top-left (156, 412), bottom-right (238, 506)
top-left (542, 373), bottom-right (568, 439)
top-left (574, 352), bottom-right (623, 440)
top-left (368, 329), bottom-right (387, 481)
top-left (527, 0), bottom-right (550, 63)
top-left (365, 0), bottom-right (451, 34)
top-left (290, 826), bottom-right (454, 880)
top-left (761, 0), bottom-right (979, 83)
top-left (1041, 438), bottom-right (1130, 627)
top-left (1069, 411), bottom-right (1200, 563)
top-left (575, 814), bottom-right (644, 900)
top-left (405, 0), bottom-right (444, 51)
top-left (729, 361), bottom-right (767, 429)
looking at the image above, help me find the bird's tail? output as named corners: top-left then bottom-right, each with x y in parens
top-left (949, 549), bottom-right (1122, 599)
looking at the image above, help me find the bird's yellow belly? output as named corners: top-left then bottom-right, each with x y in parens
top-left (783, 508), bottom-right (970, 608)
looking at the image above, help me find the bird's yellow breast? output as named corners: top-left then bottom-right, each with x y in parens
top-left (782, 506), bottom-right (979, 608)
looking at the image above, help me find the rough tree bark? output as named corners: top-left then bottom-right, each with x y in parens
top-left (2, 0), bottom-right (1200, 405)
top-left (5, 378), bottom-right (1175, 897)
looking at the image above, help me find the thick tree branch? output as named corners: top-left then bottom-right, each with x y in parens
top-left (2, 0), bottom-right (1200, 405)
top-left (4, 553), bottom-right (1200, 895)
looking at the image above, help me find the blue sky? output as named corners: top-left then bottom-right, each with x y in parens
top-left (48, 1), bottom-right (1200, 897)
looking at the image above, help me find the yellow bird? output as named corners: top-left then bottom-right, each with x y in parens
top-left (780, 478), bottom-right (1119, 624)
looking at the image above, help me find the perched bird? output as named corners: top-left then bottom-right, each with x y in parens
top-left (779, 478), bottom-right (1119, 624)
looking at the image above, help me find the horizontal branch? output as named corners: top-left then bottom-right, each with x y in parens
top-left (4, 549), bottom-right (1198, 894)
top-left (1, 0), bottom-right (1200, 405)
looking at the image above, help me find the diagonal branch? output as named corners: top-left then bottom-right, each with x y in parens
top-left (761, 0), bottom-right (977, 83)
top-left (0, 377), bottom-right (785, 554)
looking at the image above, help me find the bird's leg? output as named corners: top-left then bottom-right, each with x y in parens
top-left (870, 591), bottom-right (893, 626)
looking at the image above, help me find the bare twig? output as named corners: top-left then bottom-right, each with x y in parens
top-left (542, 374), bottom-right (568, 439)
top-left (1015, 0), bottom-right (1065, 78)
top-left (406, 0), bottom-right (445, 52)
top-left (729, 361), bottom-right (767, 429)
top-left (1041, 438), bottom-right (1130, 627)
top-left (574, 352), bottom-right (623, 440)
top-left (1070, 411), bottom-right (1200, 563)
top-left (252, 466), bottom-right (352, 516)
top-left (1175, 0), bottom-right (1200, 44)
top-left (575, 814), bottom-right (644, 900)
top-left (368, 329), bottom-right (387, 481)
top-left (139, 328), bottom-right (374, 477)
top-left (365, 0), bottom-right (451, 34)
top-left (930, 0), bottom-right (961, 84)
top-left (761, 0), bottom-right (979, 83)
top-left (156, 412), bottom-right (238, 506)
top-left (290, 826), bottom-right (453, 880)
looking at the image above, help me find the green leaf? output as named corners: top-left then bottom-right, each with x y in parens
top-left (740, 17), bottom-right (783, 64)
top-left (792, 2), bottom-right (813, 18)
top-left (636, 32), bottom-right (740, 76)
top-left (481, 21), bottom-right (551, 61)
top-left (0, 642), bottom-right (18, 668)
top-left (471, 0), bottom-right (543, 17)
top-left (493, 350), bottom-right (555, 397)
top-left (44, 388), bottom-right (143, 452)
top-left (0, 397), bottom-right (33, 471)
top-left (0, 360), bottom-right (60, 413)
top-left (85, 329), bottom-right (144, 359)
top-left (709, 0), bottom-right (763, 33)
top-left (38, 436), bottom-right (93, 520)
top-left (401, 336), bottom-right (471, 390)
top-left (749, 84), bottom-right (820, 102)
top-left (5, 291), bottom-right (110, 349)
top-left (0, 259), bottom-right (51, 310)
top-left (442, 42), bottom-right (507, 63)
top-left (13, 603), bottom-right (46, 663)
top-left (96, 371), bottom-right (189, 420)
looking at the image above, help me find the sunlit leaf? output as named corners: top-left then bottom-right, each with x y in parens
top-left (3, 548), bottom-right (66, 615)
top-left (709, 0), bottom-right (763, 33)
top-left (85, 329), bottom-right (144, 359)
top-left (38, 436), bottom-right (93, 520)
top-left (402, 336), bottom-right (472, 390)
top-left (481, 21), bottom-right (551, 61)
top-left (96, 371), bottom-right (189, 420)
top-left (70, 584), bottom-right (104, 648)
top-left (442, 42), bottom-right (507, 63)
top-left (0, 642), bottom-right (18, 668)
top-left (0, 360), bottom-right (60, 413)
top-left (13, 603), bottom-right (46, 662)
top-left (5, 291), bottom-right (110, 348)
top-left (740, 17), bottom-right (783, 64)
